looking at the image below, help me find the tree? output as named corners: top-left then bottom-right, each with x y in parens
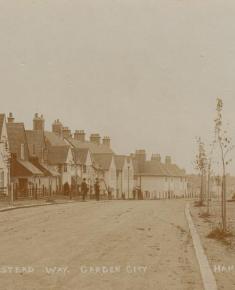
top-left (214, 98), bottom-right (234, 232)
top-left (206, 139), bottom-right (216, 215)
top-left (194, 137), bottom-right (207, 205)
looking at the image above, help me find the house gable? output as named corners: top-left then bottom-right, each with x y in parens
top-left (66, 147), bottom-right (74, 165)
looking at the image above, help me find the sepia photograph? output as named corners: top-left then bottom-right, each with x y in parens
top-left (0, 1), bottom-right (235, 289)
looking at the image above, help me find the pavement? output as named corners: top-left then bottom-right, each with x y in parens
top-left (190, 200), bottom-right (235, 290)
top-left (0, 198), bottom-right (77, 212)
top-left (0, 199), bottom-right (203, 290)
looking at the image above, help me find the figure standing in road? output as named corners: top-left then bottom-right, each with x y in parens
top-left (81, 178), bottom-right (88, 201)
top-left (94, 178), bottom-right (100, 201)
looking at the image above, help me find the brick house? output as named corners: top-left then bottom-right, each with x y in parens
top-left (6, 114), bottom-right (44, 197)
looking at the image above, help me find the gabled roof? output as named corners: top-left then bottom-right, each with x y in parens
top-left (134, 159), bottom-right (186, 177)
top-left (29, 157), bottom-right (60, 177)
top-left (93, 154), bottom-right (113, 171)
top-left (165, 163), bottom-right (186, 177)
top-left (44, 131), bottom-right (67, 146)
top-left (72, 148), bottom-right (89, 165)
top-left (0, 114), bottom-right (5, 138)
top-left (143, 160), bottom-right (169, 176)
top-left (11, 157), bottom-right (44, 177)
top-left (26, 130), bottom-right (45, 159)
top-left (47, 145), bottom-right (70, 165)
top-left (66, 138), bottom-right (114, 154)
top-left (114, 155), bottom-right (126, 171)
top-left (7, 122), bottom-right (29, 160)
top-left (18, 160), bottom-right (43, 175)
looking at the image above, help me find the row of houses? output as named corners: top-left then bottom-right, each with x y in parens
top-left (0, 112), bottom-right (188, 200)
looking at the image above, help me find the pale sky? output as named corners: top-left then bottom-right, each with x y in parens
top-left (1, 0), bottom-right (235, 174)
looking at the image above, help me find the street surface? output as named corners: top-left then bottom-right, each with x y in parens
top-left (0, 200), bottom-right (203, 290)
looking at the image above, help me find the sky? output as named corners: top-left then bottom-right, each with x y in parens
top-left (1, 0), bottom-right (235, 174)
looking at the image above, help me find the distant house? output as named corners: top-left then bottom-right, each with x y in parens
top-left (0, 114), bottom-right (10, 196)
top-left (44, 131), bottom-right (75, 190)
top-left (25, 114), bottom-right (60, 194)
top-left (115, 155), bottom-right (134, 199)
top-left (6, 114), bottom-right (44, 197)
top-left (72, 147), bottom-right (95, 191)
top-left (65, 131), bottom-right (117, 197)
top-left (132, 150), bottom-right (187, 199)
top-left (92, 153), bottom-right (117, 197)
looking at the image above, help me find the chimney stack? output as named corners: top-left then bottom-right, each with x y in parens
top-left (165, 156), bottom-right (172, 165)
top-left (52, 119), bottom-right (63, 136)
top-left (62, 127), bottom-right (72, 139)
top-left (151, 154), bottom-right (161, 162)
top-left (135, 149), bottom-right (146, 173)
top-left (33, 113), bottom-right (45, 131)
top-left (8, 112), bottom-right (14, 123)
top-left (90, 134), bottom-right (101, 145)
top-left (74, 130), bottom-right (86, 142)
top-left (102, 136), bottom-right (111, 147)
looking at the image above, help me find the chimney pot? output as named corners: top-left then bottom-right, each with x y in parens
top-left (103, 136), bottom-right (111, 147)
top-left (33, 113), bottom-right (45, 131)
top-left (52, 119), bottom-right (63, 136)
top-left (151, 154), bottom-right (161, 162)
top-left (90, 133), bottom-right (101, 145)
top-left (8, 112), bottom-right (15, 123)
top-left (74, 130), bottom-right (85, 142)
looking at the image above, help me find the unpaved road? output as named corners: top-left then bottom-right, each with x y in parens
top-left (0, 200), bottom-right (203, 290)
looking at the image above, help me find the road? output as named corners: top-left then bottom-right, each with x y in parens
top-left (0, 200), bottom-right (203, 290)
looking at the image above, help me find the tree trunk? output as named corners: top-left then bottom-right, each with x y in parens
top-left (207, 170), bottom-right (210, 214)
top-left (200, 173), bottom-right (203, 204)
top-left (222, 174), bottom-right (227, 232)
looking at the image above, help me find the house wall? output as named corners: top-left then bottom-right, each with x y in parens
top-left (81, 151), bottom-right (96, 186)
top-left (61, 148), bottom-right (74, 186)
top-left (103, 157), bottom-right (117, 198)
top-left (136, 176), bottom-right (187, 199)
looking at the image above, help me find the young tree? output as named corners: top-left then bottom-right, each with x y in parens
top-left (214, 98), bottom-right (234, 232)
top-left (195, 137), bottom-right (207, 205)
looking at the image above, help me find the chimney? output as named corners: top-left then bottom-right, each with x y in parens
top-left (8, 112), bottom-right (14, 123)
top-left (135, 149), bottom-right (146, 173)
top-left (165, 156), bottom-right (172, 165)
top-left (52, 119), bottom-right (63, 136)
top-left (151, 154), bottom-right (161, 162)
top-left (62, 127), bottom-right (72, 139)
top-left (90, 133), bottom-right (101, 145)
top-left (74, 130), bottom-right (86, 142)
top-left (103, 136), bottom-right (111, 147)
top-left (33, 113), bottom-right (45, 131)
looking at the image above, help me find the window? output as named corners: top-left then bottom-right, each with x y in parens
top-left (83, 165), bottom-right (87, 173)
top-left (4, 141), bottom-right (8, 151)
top-left (64, 164), bottom-right (67, 172)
